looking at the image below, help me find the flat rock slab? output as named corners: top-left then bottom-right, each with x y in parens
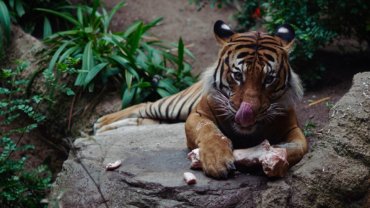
top-left (51, 73), bottom-right (370, 208)
top-left (52, 124), bottom-right (268, 208)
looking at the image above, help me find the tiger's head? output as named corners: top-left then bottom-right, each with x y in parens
top-left (204, 20), bottom-right (303, 135)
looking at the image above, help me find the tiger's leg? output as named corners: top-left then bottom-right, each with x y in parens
top-left (185, 112), bottom-right (235, 179)
top-left (94, 103), bottom-right (159, 134)
top-left (94, 81), bottom-right (203, 134)
top-left (95, 117), bottom-right (160, 134)
top-left (274, 126), bottom-right (308, 167)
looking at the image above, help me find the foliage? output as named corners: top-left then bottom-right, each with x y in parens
top-left (192, 0), bottom-right (370, 87)
top-left (0, 0), bottom-right (72, 60)
top-left (0, 61), bottom-right (51, 208)
top-left (39, 1), bottom-right (197, 108)
top-left (188, 0), bottom-right (234, 9)
top-left (0, 0), bottom-right (11, 59)
top-left (303, 120), bottom-right (316, 137)
top-left (2, 0), bottom-right (72, 38)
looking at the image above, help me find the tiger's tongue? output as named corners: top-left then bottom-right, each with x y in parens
top-left (235, 102), bottom-right (255, 127)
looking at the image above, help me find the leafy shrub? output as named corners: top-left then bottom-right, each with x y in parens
top-left (2, 0), bottom-right (71, 38)
top-left (39, 1), bottom-right (197, 108)
top-left (0, 62), bottom-right (51, 208)
top-left (0, 138), bottom-right (51, 208)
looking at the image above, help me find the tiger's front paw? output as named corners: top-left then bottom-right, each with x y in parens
top-left (200, 145), bottom-right (235, 179)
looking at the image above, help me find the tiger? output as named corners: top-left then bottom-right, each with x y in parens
top-left (94, 20), bottom-right (308, 179)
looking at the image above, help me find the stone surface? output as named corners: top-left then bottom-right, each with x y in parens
top-left (50, 73), bottom-right (370, 207)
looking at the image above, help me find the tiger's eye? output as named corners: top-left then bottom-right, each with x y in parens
top-left (265, 75), bottom-right (275, 84)
top-left (233, 72), bottom-right (243, 82)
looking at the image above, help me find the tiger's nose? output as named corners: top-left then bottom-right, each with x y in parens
top-left (235, 102), bottom-right (256, 127)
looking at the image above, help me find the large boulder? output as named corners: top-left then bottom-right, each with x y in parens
top-left (50, 72), bottom-right (370, 207)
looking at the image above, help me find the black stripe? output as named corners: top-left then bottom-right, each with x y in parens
top-left (156, 98), bottom-right (167, 118)
top-left (213, 58), bottom-right (222, 84)
top-left (165, 96), bottom-right (176, 120)
top-left (218, 63), bottom-right (225, 90)
top-left (147, 104), bottom-right (154, 117)
top-left (169, 93), bottom-right (183, 119)
top-left (175, 97), bottom-right (188, 120)
top-left (237, 52), bottom-right (251, 59)
top-left (259, 41), bottom-right (280, 46)
top-left (264, 53), bottom-right (275, 62)
top-left (235, 44), bottom-right (258, 50)
top-left (150, 103), bottom-right (159, 118)
top-left (258, 46), bottom-right (278, 53)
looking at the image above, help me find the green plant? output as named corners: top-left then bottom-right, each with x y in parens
top-left (303, 120), bottom-right (316, 137)
top-left (0, 0), bottom-right (11, 59)
top-left (0, 61), bottom-right (51, 208)
top-left (0, 61), bottom-right (46, 136)
top-left (0, 138), bottom-right (51, 208)
top-left (3, 0), bottom-right (72, 38)
top-left (189, 0), bottom-right (234, 9)
top-left (39, 0), bottom-right (197, 108)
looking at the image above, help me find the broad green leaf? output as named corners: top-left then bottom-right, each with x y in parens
top-left (9, 0), bottom-right (14, 8)
top-left (156, 88), bottom-right (171, 98)
top-left (142, 17), bottom-right (163, 34)
top-left (58, 45), bottom-right (80, 63)
top-left (75, 41), bottom-right (94, 86)
top-left (84, 63), bottom-right (107, 86)
top-left (137, 81), bottom-right (151, 88)
top-left (125, 70), bottom-right (133, 88)
top-left (177, 38), bottom-right (184, 71)
top-left (43, 17), bottom-right (52, 39)
top-left (47, 41), bottom-right (71, 72)
top-left (122, 87), bottom-right (135, 108)
top-left (36, 8), bottom-right (80, 26)
top-left (110, 55), bottom-right (139, 79)
top-left (123, 21), bottom-right (142, 38)
top-left (15, 0), bottom-right (25, 17)
top-left (127, 22), bottom-right (144, 56)
top-left (45, 30), bottom-right (80, 41)
top-left (77, 6), bottom-right (83, 25)
top-left (136, 50), bottom-right (148, 69)
top-left (0, 1), bottom-right (11, 42)
top-left (158, 79), bottom-right (178, 94)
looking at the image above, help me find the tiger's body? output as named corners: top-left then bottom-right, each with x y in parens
top-left (94, 20), bottom-right (308, 179)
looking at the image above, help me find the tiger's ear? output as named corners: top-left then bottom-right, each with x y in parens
top-left (275, 24), bottom-right (295, 53)
top-left (214, 20), bottom-right (234, 44)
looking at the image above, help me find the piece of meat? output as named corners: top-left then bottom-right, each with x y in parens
top-left (183, 172), bottom-right (197, 185)
top-left (233, 140), bottom-right (271, 166)
top-left (105, 160), bottom-right (122, 171)
top-left (187, 148), bottom-right (202, 169)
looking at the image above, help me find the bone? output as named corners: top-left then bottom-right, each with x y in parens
top-left (183, 172), bottom-right (197, 185)
top-left (105, 160), bottom-right (122, 171)
top-left (188, 140), bottom-right (289, 177)
top-left (187, 148), bottom-right (202, 169)
top-left (233, 140), bottom-right (270, 166)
